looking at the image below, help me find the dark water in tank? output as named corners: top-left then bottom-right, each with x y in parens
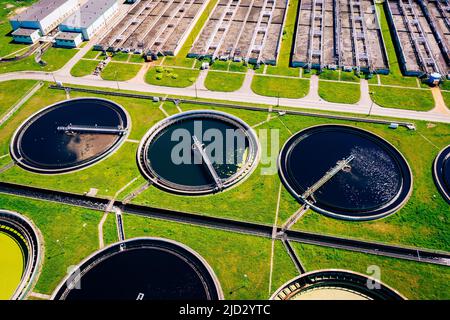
top-left (64, 248), bottom-right (211, 300)
top-left (16, 99), bottom-right (126, 170)
top-left (284, 127), bottom-right (405, 214)
top-left (439, 148), bottom-right (450, 194)
top-left (147, 118), bottom-right (249, 187)
top-left (444, 158), bottom-right (450, 192)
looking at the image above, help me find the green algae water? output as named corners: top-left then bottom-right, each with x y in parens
top-left (0, 231), bottom-right (25, 300)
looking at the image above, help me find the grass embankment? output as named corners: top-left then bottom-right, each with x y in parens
top-left (262, 0), bottom-right (300, 76)
top-left (122, 214), bottom-right (299, 300)
top-left (175, 0), bottom-right (220, 59)
top-left (101, 62), bottom-right (143, 81)
top-left (374, 4), bottom-right (420, 88)
top-left (146, 66), bottom-right (200, 87)
top-left (292, 243), bottom-right (450, 300)
top-left (204, 71), bottom-right (245, 92)
top-left (0, 194), bottom-right (100, 295)
top-left (0, 47), bottom-right (78, 74)
top-left (251, 76), bottom-right (309, 98)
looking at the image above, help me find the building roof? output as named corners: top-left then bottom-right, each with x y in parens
top-left (55, 31), bottom-right (82, 40)
top-left (12, 28), bottom-right (40, 36)
top-left (62, 0), bottom-right (117, 29)
top-left (10, 0), bottom-right (75, 22)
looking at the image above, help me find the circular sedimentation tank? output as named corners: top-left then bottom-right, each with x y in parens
top-left (270, 270), bottom-right (404, 300)
top-left (278, 125), bottom-right (412, 221)
top-left (52, 238), bottom-right (223, 300)
top-left (0, 210), bottom-right (41, 300)
top-left (138, 110), bottom-right (259, 195)
top-left (433, 145), bottom-right (450, 203)
top-left (11, 98), bottom-right (130, 174)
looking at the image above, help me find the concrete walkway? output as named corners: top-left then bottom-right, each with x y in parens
top-left (236, 69), bottom-right (255, 95)
top-left (304, 75), bottom-right (321, 101)
top-left (431, 87), bottom-right (450, 115)
top-left (195, 69), bottom-right (208, 91)
top-left (358, 79), bottom-right (372, 108)
top-left (1, 70), bottom-right (450, 123)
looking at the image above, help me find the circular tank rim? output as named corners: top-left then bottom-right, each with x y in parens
top-left (433, 145), bottom-right (450, 203)
top-left (269, 269), bottom-right (406, 300)
top-left (277, 124), bottom-right (414, 221)
top-left (9, 97), bottom-right (132, 175)
top-left (137, 110), bottom-right (260, 196)
top-left (0, 210), bottom-right (42, 300)
top-left (50, 237), bottom-right (224, 300)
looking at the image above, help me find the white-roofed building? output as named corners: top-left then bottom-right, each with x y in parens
top-left (59, 0), bottom-right (119, 41)
top-left (55, 31), bottom-right (83, 48)
top-left (9, 0), bottom-right (80, 36)
top-left (11, 28), bottom-right (41, 44)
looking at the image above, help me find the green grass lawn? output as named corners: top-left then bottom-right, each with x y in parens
top-left (0, 83), bottom-right (67, 155)
top-left (204, 71), bottom-right (245, 92)
top-left (293, 243), bottom-right (450, 300)
top-left (0, 0), bottom-right (38, 57)
top-left (441, 90), bottom-right (450, 109)
top-left (129, 54), bottom-right (144, 64)
top-left (319, 70), bottom-right (340, 81)
top-left (0, 23), bottom-right (29, 58)
top-left (162, 56), bottom-right (197, 68)
top-left (210, 60), bottom-right (229, 71)
top-left (229, 62), bottom-right (248, 73)
top-left (340, 71), bottom-right (361, 82)
top-left (0, 84), bottom-right (448, 253)
top-left (0, 47), bottom-right (78, 74)
top-left (266, 65), bottom-right (299, 77)
top-left (0, 80), bottom-right (37, 116)
top-left (319, 81), bottom-right (361, 104)
top-left (70, 59), bottom-right (98, 77)
top-left (370, 86), bottom-right (434, 111)
top-left (101, 62), bottom-right (142, 81)
top-left (111, 52), bottom-right (130, 62)
top-left (0, 194), bottom-right (100, 295)
top-left (82, 50), bottom-right (100, 60)
top-left (122, 214), bottom-right (298, 300)
top-left (251, 75), bottom-right (310, 98)
top-left (145, 66), bottom-right (200, 88)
